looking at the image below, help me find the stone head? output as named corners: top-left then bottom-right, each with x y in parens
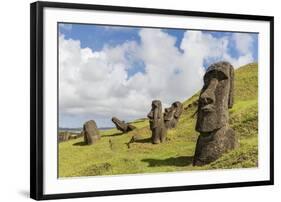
top-left (196, 61), bottom-right (234, 132)
top-left (172, 101), bottom-right (183, 119)
top-left (164, 106), bottom-right (174, 121)
top-left (112, 117), bottom-right (120, 125)
top-left (147, 100), bottom-right (163, 129)
top-left (148, 100), bottom-right (162, 119)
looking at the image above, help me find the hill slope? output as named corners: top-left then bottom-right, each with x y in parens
top-left (59, 63), bottom-right (258, 177)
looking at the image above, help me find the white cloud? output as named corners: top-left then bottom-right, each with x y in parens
top-left (103, 26), bottom-right (137, 31)
top-left (232, 33), bottom-right (254, 55)
top-left (221, 33), bottom-right (255, 68)
top-left (59, 29), bottom-right (256, 127)
top-left (59, 24), bottom-right (72, 31)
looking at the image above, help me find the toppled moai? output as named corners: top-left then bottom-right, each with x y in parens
top-left (111, 117), bottom-right (136, 133)
top-left (193, 61), bottom-right (239, 166)
top-left (147, 100), bottom-right (166, 144)
top-left (81, 120), bottom-right (100, 145)
top-left (163, 101), bottom-right (183, 129)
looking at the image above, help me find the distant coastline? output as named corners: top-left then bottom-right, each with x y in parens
top-left (59, 127), bottom-right (114, 134)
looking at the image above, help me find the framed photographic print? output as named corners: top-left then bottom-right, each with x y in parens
top-left (30, 1), bottom-right (274, 200)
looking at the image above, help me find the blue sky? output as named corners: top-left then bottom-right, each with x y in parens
top-left (60, 24), bottom-right (141, 52)
top-left (59, 23), bottom-right (258, 128)
top-left (59, 23), bottom-right (258, 69)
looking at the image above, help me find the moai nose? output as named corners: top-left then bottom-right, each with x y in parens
top-left (200, 78), bottom-right (218, 105)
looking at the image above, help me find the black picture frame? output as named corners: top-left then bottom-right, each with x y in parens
top-left (30, 1), bottom-right (274, 200)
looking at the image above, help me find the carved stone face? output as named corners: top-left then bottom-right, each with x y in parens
top-left (147, 100), bottom-right (163, 129)
top-left (196, 62), bottom-right (234, 133)
top-left (172, 101), bottom-right (183, 119)
top-left (164, 106), bottom-right (174, 121)
top-left (112, 117), bottom-right (122, 126)
top-left (147, 100), bottom-right (166, 143)
top-left (112, 117), bottom-right (126, 131)
top-left (111, 117), bottom-right (136, 132)
top-left (163, 101), bottom-right (183, 129)
top-left (164, 101), bottom-right (182, 120)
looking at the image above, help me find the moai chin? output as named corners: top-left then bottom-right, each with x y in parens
top-left (164, 101), bottom-right (183, 129)
top-left (82, 120), bottom-right (100, 145)
top-left (193, 61), bottom-right (239, 166)
top-left (111, 117), bottom-right (136, 133)
top-left (147, 100), bottom-right (166, 144)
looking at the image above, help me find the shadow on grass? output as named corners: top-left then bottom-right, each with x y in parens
top-left (72, 141), bottom-right (87, 146)
top-left (142, 156), bottom-right (193, 167)
top-left (134, 137), bottom-right (151, 143)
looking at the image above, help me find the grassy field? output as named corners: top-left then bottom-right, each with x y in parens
top-left (59, 63), bottom-right (258, 177)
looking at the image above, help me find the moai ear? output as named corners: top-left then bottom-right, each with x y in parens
top-left (153, 107), bottom-right (159, 120)
top-left (156, 102), bottom-right (162, 119)
top-left (228, 65), bottom-right (234, 108)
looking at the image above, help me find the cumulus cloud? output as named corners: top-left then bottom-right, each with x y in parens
top-left (232, 33), bottom-right (254, 55)
top-left (220, 33), bottom-right (255, 68)
top-left (59, 29), bottom-right (256, 127)
top-left (59, 23), bottom-right (72, 31)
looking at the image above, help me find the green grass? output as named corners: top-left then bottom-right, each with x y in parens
top-left (59, 63), bottom-right (258, 177)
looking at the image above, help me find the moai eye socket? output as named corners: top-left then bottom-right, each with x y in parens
top-left (203, 70), bottom-right (228, 85)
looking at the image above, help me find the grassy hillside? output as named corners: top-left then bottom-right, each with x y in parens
top-left (59, 63), bottom-right (258, 177)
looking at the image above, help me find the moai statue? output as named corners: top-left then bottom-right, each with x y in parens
top-left (163, 106), bottom-right (174, 129)
top-left (81, 120), bottom-right (100, 145)
top-left (147, 100), bottom-right (166, 144)
top-left (111, 117), bottom-right (136, 133)
top-left (193, 61), bottom-right (239, 166)
top-left (164, 101), bottom-right (183, 129)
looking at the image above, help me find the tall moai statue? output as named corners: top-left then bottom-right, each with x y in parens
top-left (111, 117), bottom-right (136, 133)
top-left (193, 61), bottom-right (239, 166)
top-left (163, 101), bottom-right (183, 129)
top-left (147, 100), bottom-right (166, 144)
top-left (81, 120), bottom-right (100, 145)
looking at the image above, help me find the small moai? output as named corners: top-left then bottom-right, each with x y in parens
top-left (58, 132), bottom-right (70, 142)
top-left (193, 61), bottom-right (239, 166)
top-left (81, 120), bottom-right (100, 145)
top-left (147, 100), bottom-right (166, 144)
top-left (163, 101), bottom-right (183, 129)
top-left (111, 117), bottom-right (136, 133)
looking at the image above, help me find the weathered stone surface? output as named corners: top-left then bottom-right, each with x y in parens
top-left (82, 120), bottom-right (100, 145)
top-left (58, 132), bottom-right (83, 142)
top-left (164, 101), bottom-right (183, 129)
top-left (193, 61), bottom-right (238, 166)
top-left (193, 126), bottom-right (238, 165)
top-left (58, 132), bottom-right (70, 142)
top-left (147, 100), bottom-right (166, 144)
top-left (111, 117), bottom-right (136, 133)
